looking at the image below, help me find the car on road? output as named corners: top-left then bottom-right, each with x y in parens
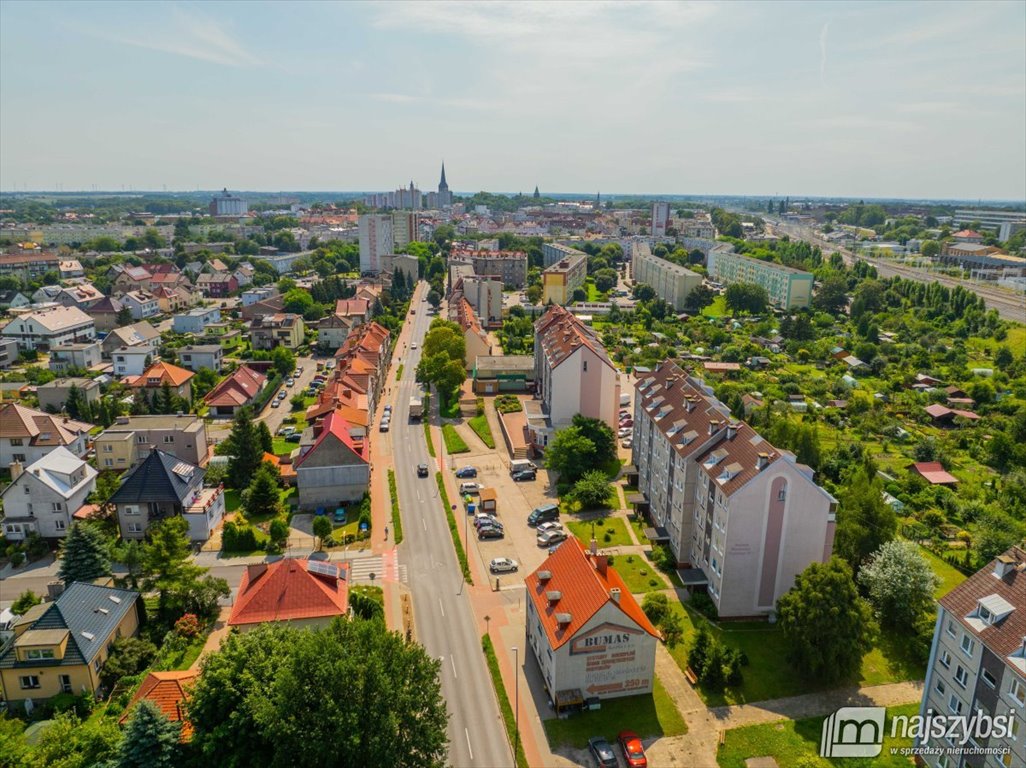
top-left (411, 342), bottom-right (418, 349)
top-left (383, 405), bottom-right (392, 414)
top-left (286, 378), bottom-right (295, 386)
top-left (527, 503), bottom-right (559, 527)
top-left (295, 366), bottom-right (303, 375)
top-left (478, 526), bottom-right (504, 540)
top-left (588, 737), bottom-right (618, 768)
top-left (277, 390), bottom-right (288, 400)
top-left (618, 731), bottom-right (647, 767)
top-left (270, 400), bottom-right (281, 408)
top-left (489, 557), bottom-right (518, 574)
top-left (379, 421), bottom-right (390, 432)
top-left (416, 463), bottom-right (429, 477)
top-left (618, 427), bottom-right (633, 437)
top-left (511, 469), bottom-right (536, 482)
top-left (454, 466), bottom-right (478, 478)
top-left (621, 438), bottom-right (633, 448)
top-left (536, 521), bottom-right (563, 534)
top-left (459, 482), bottom-right (482, 494)
top-left (537, 529), bottom-right (567, 547)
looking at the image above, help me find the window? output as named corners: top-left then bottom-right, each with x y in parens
top-left (946, 619), bottom-right (956, 638)
top-left (13, 454), bottom-right (25, 463)
top-left (948, 694), bottom-right (963, 715)
top-left (937, 756), bottom-right (950, 768)
top-left (59, 674), bottom-right (72, 694)
top-left (163, 435), bottom-right (174, 443)
top-left (9, 437), bottom-right (23, 446)
top-left (954, 665), bottom-right (968, 688)
top-left (25, 648), bottom-right (55, 660)
top-left (1011, 678), bottom-right (1025, 706)
top-left (137, 435), bottom-right (146, 443)
top-left (51, 502), bottom-right (63, 512)
top-left (935, 679), bottom-right (946, 696)
top-left (1010, 717), bottom-right (1020, 741)
top-left (1001, 752), bottom-right (1013, 768)
top-left (104, 459), bottom-right (113, 467)
top-left (103, 444), bottom-right (112, 452)
top-left (54, 520), bottom-right (66, 531)
top-left (127, 522), bottom-right (143, 533)
top-left (123, 505), bottom-right (138, 515)
top-left (18, 675), bottom-right (41, 689)
top-left (23, 485), bottom-right (30, 494)
top-left (960, 634), bottom-right (975, 657)
top-left (582, 360), bottom-right (588, 372)
top-left (982, 669), bottom-right (997, 689)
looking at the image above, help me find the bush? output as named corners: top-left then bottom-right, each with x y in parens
top-left (10, 551), bottom-right (25, 567)
top-left (688, 591), bottom-right (718, 620)
top-left (641, 593), bottom-right (670, 624)
top-left (50, 691), bottom-right (94, 719)
top-left (102, 637), bottom-right (158, 684)
top-left (222, 520), bottom-right (262, 552)
top-left (24, 532), bottom-right (49, 559)
top-left (494, 394), bottom-right (522, 413)
top-left (174, 613), bottom-right (201, 639)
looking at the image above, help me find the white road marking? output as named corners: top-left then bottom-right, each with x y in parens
top-left (450, 655), bottom-right (458, 679)
top-left (438, 597), bottom-right (445, 618)
top-left (422, 518), bottom-right (428, 531)
top-left (465, 728), bottom-right (474, 761)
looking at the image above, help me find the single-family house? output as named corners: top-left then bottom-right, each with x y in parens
top-left (112, 347), bottom-right (156, 378)
top-left (0, 338), bottom-right (20, 370)
top-left (0, 290), bottom-right (30, 310)
top-left (0, 403), bottom-right (91, 465)
top-left (196, 272), bottom-right (237, 298)
top-left (295, 410), bottom-right (370, 508)
top-left (249, 313), bottom-right (305, 350)
top-left (227, 559), bottom-right (350, 631)
top-left (172, 307), bottom-right (221, 335)
top-left (241, 287), bottom-right (278, 307)
top-left (112, 265), bottom-right (153, 292)
top-left (35, 377), bottom-right (101, 413)
top-left (118, 290), bottom-right (159, 321)
top-left (177, 344), bottom-right (223, 373)
top-left (48, 341), bottom-right (102, 374)
top-left (203, 365), bottom-right (266, 416)
top-left (94, 414), bottom-right (209, 470)
top-left (119, 671), bottom-right (198, 740)
top-left (85, 296), bottom-right (127, 333)
top-left (127, 361), bottom-right (194, 404)
top-left (54, 284), bottom-right (104, 311)
top-left (0, 447), bottom-right (97, 540)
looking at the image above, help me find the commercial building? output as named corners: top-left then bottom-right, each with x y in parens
top-left (0, 306), bottom-right (95, 351)
top-left (358, 214), bottom-right (393, 274)
top-left (534, 305), bottom-right (619, 434)
top-left (0, 447), bottom-right (97, 540)
top-left (94, 414), bottom-right (209, 469)
top-left (452, 249), bottom-right (529, 289)
top-left (707, 248), bottom-right (814, 309)
top-left (0, 403), bottom-right (91, 466)
top-left (542, 251), bottom-right (588, 306)
top-left (651, 202), bottom-right (670, 238)
top-left (48, 341), bottom-right (102, 373)
top-left (631, 362), bottom-right (837, 617)
top-left (228, 559), bottom-right (350, 631)
top-left (631, 242), bottom-right (702, 311)
top-left (953, 209), bottom-right (1026, 241)
top-left (209, 188), bottom-right (248, 217)
top-left (916, 547), bottom-right (1025, 768)
top-left (525, 537), bottom-right (660, 708)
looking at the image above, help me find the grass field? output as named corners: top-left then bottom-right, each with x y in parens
top-left (468, 414), bottom-right (496, 448)
top-left (608, 552), bottom-right (669, 594)
top-left (702, 294), bottom-right (727, 317)
top-left (442, 424), bottom-right (470, 453)
top-left (566, 516), bottom-right (634, 548)
top-left (387, 469), bottom-right (403, 545)
top-left (543, 677), bottom-right (686, 749)
top-left (395, 364), bottom-right (404, 381)
top-left (917, 544), bottom-right (968, 597)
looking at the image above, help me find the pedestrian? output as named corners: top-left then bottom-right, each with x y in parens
top-left (384, 525), bottom-right (389, 541)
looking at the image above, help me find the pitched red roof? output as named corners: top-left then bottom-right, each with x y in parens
top-left (228, 558), bottom-right (349, 626)
top-left (203, 365), bottom-right (266, 407)
top-left (524, 537), bottom-right (659, 650)
top-left (120, 670), bottom-right (198, 738)
top-left (130, 361), bottom-right (194, 388)
top-left (294, 410), bottom-right (368, 468)
top-left (910, 461), bottom-right (959, 485)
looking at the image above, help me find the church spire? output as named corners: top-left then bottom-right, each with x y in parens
top-left (533, 185), bottom-right (540, 199)
top-left (438, 162), bottom-right (448, 192)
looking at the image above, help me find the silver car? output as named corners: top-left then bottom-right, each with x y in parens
top-left (489, 558), bottom-right (519, 574)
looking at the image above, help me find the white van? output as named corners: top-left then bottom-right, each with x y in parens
top-left (510, 459), bottom-right (536, 475)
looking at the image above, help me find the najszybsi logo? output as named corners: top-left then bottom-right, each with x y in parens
top-left (820, 706), bottom-right (886, 758)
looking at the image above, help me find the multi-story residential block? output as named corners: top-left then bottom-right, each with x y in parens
top-left (249, 313), bottom-right (305, 350)
top-left (177, 344), bottom-right (223, 373)
top-left (542, 242), bottom-right (585, 268)
top-left (0, 583), bottom-right (141, 704)
top-left (101, 321), bottom-right (160, 360)
top-left (118, 290), bottom-right (160, 320)
top-left (36, 377), bottom-right (101, 413)
top-left (241, 287), bottom-right (278, 307)
top-left (317, 299), bottom-right (370, 352)
top-left (172, 307), bottom-right (221, 334)
top-left (392, 211), bottom-right (420, 252)
top-left (631, 362), bottom-right (837, 617)
top-left (0, 447), bottom-right (97, 540)
top-left (0, 306), bottom-right (95, 351)
top-left (359, 214), bottom-right (393, 274)
top-left (0, 251), bottom-right (62, 280)
top-left (651, 202), bottom-right (670, 237)
top-left (264, 252), bottom-right (305, 275)
top-left (461, 275), bottom-right (504, 326)
top-left (534, 305), bottom-right (620, 434)
top-left (195, 272), bottom-right (238, 297)
top-left (631, 242), bottom-right (703, 311)
top-left (0, 403), bottom-right (91, 465)
top-left (110, 448), bottom-right (224, 541)
top-left (542, 251), bottom-right (588, 306)
top-left (453, 250), bottom-right (529, 289)
top-left (953, 209), bottom-right (1026, 241)
top-left (707, 247), bottom-right (814, 309)
top-left (917, 546), bottom-right (1025, 768)
top-left (94, 414), bottom-right (209, 469)
top-left (209, 188), bottom-right (248, 217)
top-left (48, 341), bottom-right (102, 373)
top-left (391, 253), bottom-right (419, 284)
top-left (0, 338), bottom-right (19, 370)
top-left (112, 347), bottom-right (156, 378)
top-left (450, 297), bottom-right (492, 369)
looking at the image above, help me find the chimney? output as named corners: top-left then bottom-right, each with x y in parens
top-left (247, 563), bottom-right (268, 581)
top-left (610, 587), bottom-right (621, 603)
top-left (993, 554), bottom-right (1016, 580)
top-left (537, 570), bottom-right (552, 582)
top-left (757, 452), bottom-right (770, 470)
top-left (727, 423), bottom-right (738, 440)
top-left (546, 590), bottom-right (562, 604)
top-left (9, 461), bottom-right (23, 481)
top-left (685, 396), bottom-right (695, 413)
top-left (33, 468), bottom-right (41, 476)
top-left (116, 416), bottom-right (130, 425)
top-left (709, 419), bottom-right (721, 435)
top-left (594, 555), bottom-right (608, 577)
top-left (590, 537), bottom-right (598, 556)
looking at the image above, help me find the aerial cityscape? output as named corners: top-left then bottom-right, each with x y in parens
top-left (0, 2), bottom-right (1024, 768)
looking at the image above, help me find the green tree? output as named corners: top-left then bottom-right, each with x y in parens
top-left (269, 518), bottom-right (290, 548)
top-left (0, 714), bottom-right (28, 768)
top-left (422, 321), bottom-right (466, 364)
top-left (282, 288), bottom-right (314, 315)
top-left (25, 712), bottom-right (122, 768)
top-left (974, 510), bottom-right (1024, 564)
top-left (114, 699), bottom-right (181, 768)
top-left (426, 288), bottom-right (441, 308)
top-left (570, 414), bottom-right (616, 465)
top-left (777, 557), bottom-right (876, 683)
top-left (641, 593), bottom-right (670, 625)
top-left (58, 523), bottom-right (112, 584)
top-left (813, 274), bottom-right (849, 314)
top-left (63, 384), bottom-right (88, 420)
top-left (687, 626), bottom-right (712, 676)
top-left (724, 282), bottom-right (769, 315)
top-left (270, 346), bottom-right (296, 377)
top-left (544, 425), bottom-right (596, 484)
top-left (659, 610), bottom-right (685, 649)
top-left (116, 304), bottom-right (134, 326)
top-left (192, 366), bottom-right (220, 399)
top-left (141, 516), bottom-right (208, 621)
top-left (858, 540), bottom-right (939, 629)
top-left (834, 467), bottom-right (896, 570)
top-left (10, 589), bottom-right (41, 615)
top-left (102, 636), bottom-right (158, 683)
top-left (257, 421), bottom-right (274, 453)
top-left (245, 463), bottom-right (283, 520)
top-left (313, 515), bottom-right (333, 550)
top-left (569, 470), bottom-right (612, 509)
top-left (225, 407), bottom-right (263, 489)
top-left (920, 240), bottom-right (940, 259)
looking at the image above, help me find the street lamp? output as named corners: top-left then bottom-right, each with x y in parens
top-left (512, 646), bottom-right (520, 761)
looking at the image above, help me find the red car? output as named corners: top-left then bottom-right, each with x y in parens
top-left (618, 731), bottom-right (647, 768)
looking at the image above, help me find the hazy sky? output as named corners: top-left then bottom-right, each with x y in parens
top-left (2, 1), bottom-right (1024, 199)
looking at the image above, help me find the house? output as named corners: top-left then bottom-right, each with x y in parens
top-left (51, 284), bottom-right (104, 311)
top-left (118, 290), bottom-right (159, 320)
top-left (0, 447), bottom-right (98, 540)
top-left (94, 414), bottom-right (209, 470)
top-left (101, 321), bottom-right (160, 360)
top-left (524, 538), bottom-right (659, 708)
top-left (196, 272), bottom-right (237, 298)
top-left (249, 313), bottom-right (305, 350)
top-left (924, 403), bottom-right (980, 426)
top-left (48, 341), bottom-right (103, 373)
top-left (227, 559), bottom-right (350, 631)
top-left (0, 290), bottom-right (30, 310)
top-left (203, 365), bottom-right (267, 416)
top-left (916, 547), bottom-right (1025, 767)
top-left (110, 448), bottom-right (224, 541)
top-left (449, 297), bottom-right (491, 370)
top-left (0, 338), bottom-right (21, 370)
top-left (127, 361), bottom-right (194, 404)
top-left (241, 287), bottom-right (278, 307)
top-left (85, 296), bottom-right (127, 333)
top-left (32, 285), bottom-right (63, 304)
top-left (241, 296), bottom-right (286, 321)
top-left (0, 403), bottom-right (92, 465)
top-left (317, 299), bottom-right (371, 351)
top-left (119, 671), bottom-right (198, 740)
top-left (151, 286), bottom-right (189, 315)
top-left (909, 461), bottom-right (959, 486)
top-left (295, 410), bottom-right (370, 508)
top-left (232, 268), bottom-right (253, 288)
top-left (172, 307), bottom-right (221, 335)
top-left (0, 306), bottom-right (95, 351)
top-left (112, 347), bottom-right (156, 378)
top-left (0, 582), bottom-right (142, 704)
top-left (112, 265), bottom-right (154, 292)
top-left (177, 345), bottom-right (223, 373)
top-left (36, 377), bottom-right (101, 413)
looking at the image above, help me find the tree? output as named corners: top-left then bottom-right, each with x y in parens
top-left (58, 523), bottom-right (112, 584)
top-left (225, 407), bottom-right (264, 489)
top-left (0, 714), bottom-right (28, 768)
top-left (659, 611), bottom-right (685, 648)
top-left (724, 282), bottom-right (769, 315)
top-left (313, 515), bottom-right (333, 550)
top-left (687, 626), bottom-right (712, 675)
top-left (569, 470), bottom-right (612, 509)
top-left (920, 240), bottom-right (941, 259)
top-left (813, 274), bottom-right (849, 314)
top-left (422, 322), bottom-right (466, 364)
top-left (544, 425), bottom-right (596, 484)
top-left (426, 288), bottom-right (441, 308)
top-left (683, 284), bottom-right (715, 313)
top-left (24, 712), bottom-right (122, 768)
top-left (188, 620), bottom-right (448, 768)
top-left (641, 593), bottom-right (670, 625)
top-left (11, 589), bottom-right (41, 615)
top-left (257, 421), bottom-right (274, 453)
top-left (834, 467), bottom-right (896, 570)
top-left (245, 463), bottom-right (283, 520)
top-left (269, 518), bottom-right (290, 548)
top-left (114, 699), bottom-right (181, 768)
top-left (270, 346), bottom-right (296, 377)
top-left (571, 414), bottom-right (617, 465)
top-left (858, 541), bottom-right (939, 629)
top-left (102, 636), bottom-right (158, 683)
top-left (777, 557), bottom-right (875, 683)
top-left (142, 516), bottom-right (208, 621)
top-left (116, 305), bottom-right (134, 326)
top-left (974, 510), bottom-right (1024, 564)
top-left (192, 366), bottom-right (220, 399)
top-left (63, 384), bottom-right (88, 420)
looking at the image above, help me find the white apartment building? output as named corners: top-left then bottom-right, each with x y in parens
top-left (953, 209), bottom-right (1026, 241)
top-left (632, 362), bottom-right (837, 618)
top-left (461, 275), bottom-right (503, 326)
top-left (359, 214), bottom-right (394, 274)
top-left (651, 202), bottom-right (670, 237)
top-left (0, 447), bottom-right (97, 540)
top-left (631, 242), bottom-right (702, 311)
top-left (392, 211), bottom-right (420, 252)
top-left (917, 547), bottom-right (1025, 768)
top-left (0, 306), bottom-right (96, 351)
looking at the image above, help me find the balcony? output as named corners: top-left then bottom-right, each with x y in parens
top-left (186, 484), bottom-right (224, 517)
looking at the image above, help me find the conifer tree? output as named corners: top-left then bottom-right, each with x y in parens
top-left (58, 523), bottom-right (112, 584)
top-left (114, 700), bottom-right (181, 768)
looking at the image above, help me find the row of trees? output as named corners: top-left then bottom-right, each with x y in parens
top-left (415, 319), bottom-right (467, 403)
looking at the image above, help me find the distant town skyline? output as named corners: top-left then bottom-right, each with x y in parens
top-left (1, 1), bottom-right (1024, 200)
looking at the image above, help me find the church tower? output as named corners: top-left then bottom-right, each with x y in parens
top-left (438, 162), bottom-right (451, 207)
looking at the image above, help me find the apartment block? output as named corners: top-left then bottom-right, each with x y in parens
top-left (0, 306), bottom-right (95, 351)
top-left (917, 547), bottom-right (1025, 768)
top-left (631, 242), bottom-right (702, 311)
top-left (707, 248), bottom-right (813, 309)
top-left (358, 214), bottom-right (393, 274)
top-left (94, 414), bottom-right (208, 470)
top-left (632, 361), bottom-right (837, 618)
top-left (542, 251), bottom-right (588, 306)
top-left (392, 211), bottom-right (420, 252)
top-left (48, 341), bottom-right (102, 373)
top-left (651, 202), bottom-right (670, 237)
top-left (452, 249), bottom-right (528, 289)
top-left (542, 242), bottom-right (585, 268)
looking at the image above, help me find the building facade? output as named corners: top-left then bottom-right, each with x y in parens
top-left (177, 344), bottom-right (223, 373)
top-left (0, 447), bottom-right (97, 540)
top-left (542, 251), bottom-right (588, 306)
top-left (631, 242), bottom-right (703, 311)
top-left (47, 341), bottom-right (102, 373)
top-left (249, 313), bottom-right (305, 350)
top-left (209, 188), bottom-right (248, 217)
top-left (0, 307), bottom-right (96, 351)
top-left (95, 415), bottom-right (209, 470)
top-left (707, 248), bottom-right (814, 309)
top-left (358, 214), bottom-right (394, 274)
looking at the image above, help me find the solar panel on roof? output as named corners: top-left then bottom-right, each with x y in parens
top-left (171, 461), bottom-right (193, 479)
top-left (307, 560), bottom-right (339, 580)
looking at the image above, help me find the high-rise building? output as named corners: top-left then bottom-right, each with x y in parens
top-left (358, 214), bottom-right (393, 274)
top-left (651, 202), bottom-right (670, 237)
top-left (392, 211), bottom-right (420, 252)
top-left (209, 188), bottom-right (248, 217)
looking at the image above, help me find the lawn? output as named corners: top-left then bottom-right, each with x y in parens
top-left (387, 469), bottom-right (403, 545)
top-left (607, 552), bottom-right (668, 594)
top-left (468, 414), bottom-right (495, 448)
top-left (566, 516), bottom-right (634, 548)
top-left (917, 544), bottom-right (968, 597)
top-left (702, 294), bottom-right (727, 317)
top-left (542, 676), bottom-right (686, 750)
top-left (271, 437), bottom-right (297, 455)
top-left (442, 424), bottom-right (470, 453)
top-left (718, 702), bottom-right (920, 768)
top-left (224, 489), bottom-right (242, 513)
top-left (584, 279), bottom-right (607, 302)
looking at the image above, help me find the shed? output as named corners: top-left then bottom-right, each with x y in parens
top-left (478, 487), bottom-right (498, 512)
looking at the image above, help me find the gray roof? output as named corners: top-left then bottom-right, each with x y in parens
top-left (109, 448), bottom-right (203, 505)
top-left (0, 582), bottom-right (140, 669)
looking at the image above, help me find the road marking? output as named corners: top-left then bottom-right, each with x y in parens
top-left (438, 597), bottom-right (445, 618)
top-left (465, 728), bottom-right (473, 761)
top-left (450, 655), bottom-right (458, 679)
top-left (422, 518), bottom-right (427, 531)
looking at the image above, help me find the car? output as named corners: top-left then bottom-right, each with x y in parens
top-left (379, 421), bottom-right (390, 432)
top-left (277, 390), bottom-right (287, 399)
top-left (618, 427), bottom-right (633, 437)
top-left (410, 309), bottom-right (416, 315)
top-left (618, 731), bottom-right (647, 767)
top-left (295, 367), bottom-right (303, 375)
top-left (455, 466), bottom-right (478, 478)
top-left (621, 438), bottom-right (633, 448)
top-left (459, 482), bottom-right (482, 494)
top-left (270, 400), bottom-right (281, 408)
top-left (333, 508), bottom-right (346, 523)
top-left (417, 463), bottom-right (429, 477)
top-left (489, 557), bottom-right (519, 574)
top-left (527, 503), bottom-right (559, 527)
top-left (619, 409), bottom-right (631, 417)
top-left (475, 515), bottom-right (502, 529)
top-left (286, 433), bottom-right (302, 443)
top-left (286, 378), bottom-right (295, 386)
top-left (619, 420), bottom-right (634, 429)
top-left (411, 342), bottom-right (418, 349)
top-left (511, 469), bottom-right (536, 482)
top-left (478, 527), bottom-right (504, 540)
top-left (537, 529), bottom-right (568, 547)
top-left (588, 737), bottom-right (618, 768)
top-left (383, 405), bottom-right (392, 413)
top-left (536, 521), bottom-right (563, 534)
top-left (277, 426), bottom-right (295, 436)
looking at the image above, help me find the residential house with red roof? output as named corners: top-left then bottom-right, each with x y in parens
top-left (203, 365), bottom-right (266, 416)
top-left (228, 558), bottom-right (350, 630)
top-left (128, 361), bottom-right (194, 404)
top-left (112, 265), bottom-right (153, 293)
top-left (295, 410), bottom-right (370, 508)
top-left (317, 298), bottom-right (371, 351)
top-left (0, 403), bottom-right (92, 465)
top-left (449, 296), bottom-right (491, 370)
top-left (119, 671), bottom-right (198, 740)
top-left (196, 272), bottom-right (238, 298)
top-left (525, 537), bottom-right (659, 709)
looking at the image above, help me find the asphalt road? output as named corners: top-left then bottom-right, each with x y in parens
top-left (391, 284), bottom-right (513, 768)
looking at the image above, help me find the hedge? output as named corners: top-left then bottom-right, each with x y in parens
top-left (436, 472), bottom-right (471, 583)
top-left (387, 469), bottom-right (403, 545)
top-left (481, 635), bottom-right (529, 768)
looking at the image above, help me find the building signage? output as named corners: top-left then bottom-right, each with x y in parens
top-left (569, 622), bottom-right (645, 656)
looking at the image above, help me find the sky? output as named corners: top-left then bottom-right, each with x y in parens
top-left (1, 1), bottom-right (1024, 200)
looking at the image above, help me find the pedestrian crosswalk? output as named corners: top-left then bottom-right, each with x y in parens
top-left (343, 552), bottom-right (407, 583)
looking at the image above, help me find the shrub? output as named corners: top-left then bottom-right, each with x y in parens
top-left (641, 593), bottom-right (670, 624)
top-left (24, 532), bottom-right (49, 559)
top-left (174, 613), bottom-right (201, 639)
top-left (10, 551), bottom-right (25, 567)
top-left (689, 591), bottom-right (718, 620)
top-left (222, 520), bottom-right (262, 552)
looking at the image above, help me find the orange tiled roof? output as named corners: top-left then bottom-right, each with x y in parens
top-left (228, 558), bottom-right (349, 626)
top-left (130, 361), bottom-right (194, 388)
top-left (203, 365), bottom-right (266, 407)
top-left (120, 670), bottom-right (198, 738)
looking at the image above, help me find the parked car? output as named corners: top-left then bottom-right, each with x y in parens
top-left (618, 427), bottom-right (633, 437)
top-left (537, 529), bottom-right (568, 547)
top-left (621, 438), bottom-right (633, 449)
top-left (527, 503), bottom-right (559, 527)
top-left (286, 378), bottom-right (295, 387)
top-left (618, 731), bottom-right (648, 767)
top-left (459, 482), bottom-right (482, 494)
top-left (489, 557), bottom-right (518, 574)
top-left (417, 463), bottom-right (429, 478)
top-left (455, 466), bottom-right (478, 478)
top-left (383, 405), bottom-right (392, 413)
top-left (588, 737), bottom-right (618, 768)
top-left (270, 400), bottom-right (281, 408)
top-left (511, 469), bottom-right (536, 482)
top-left (277, 426), bottom-right (295, 436)
top-left (475, 516), bottom-right (502, 530)
top-left (411, 342), bottom-right (418, 349)
top-left (536, 521), bottom-right (563, 534)
top-left (379, 421), bottom-right (390, 432)
top-left (277, 390), bottom-right (288, 400)
top-left (478, 527), bottom-right (504, 540)
top-left (295, 366), bottom-right (303, 375)
top-left (286, 433), bottom-right (302, 443)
